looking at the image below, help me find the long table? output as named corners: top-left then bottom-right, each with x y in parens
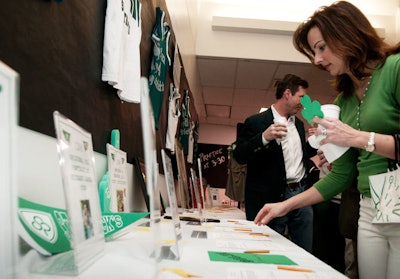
top-left (18, 206), bottom-right (347, 279)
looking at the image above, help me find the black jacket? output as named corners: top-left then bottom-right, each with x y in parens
top-left (233, 108), bottom-right (316, 202)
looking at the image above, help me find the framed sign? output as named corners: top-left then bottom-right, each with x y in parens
top-left (134, 156), bottom-right (165, 214)
top-left (161, 149), bottom-right (181, 260)
top-left (106, 144), bottom-right (128, 212)
top-left (134, 157), bottom-right (150, 212)
top-left (52, 111), bottom-right (105, 274)
top-left (0, 61), bottom-right (19, 279)
top-left (175, 139), bottom-right (190, 208)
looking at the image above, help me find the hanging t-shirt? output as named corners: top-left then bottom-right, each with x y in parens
top-left (179, 90), bottom-right (191, 155)
top-left (193, 121), bottom-right (199, 166)
top-left (187, 121), bottom-right (195, 164)
top-left (165, 83), bottom-right (181, 153)
top-left (148, 7), bottom-right (171, 129)
top-left (101, 0), bottom-right (142, 103)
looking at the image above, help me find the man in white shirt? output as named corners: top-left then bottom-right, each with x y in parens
top-left (233, 74), bottom-right (316, 252)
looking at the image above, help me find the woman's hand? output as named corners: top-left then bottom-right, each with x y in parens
top-left (308, 126), bottom-right (318, 136)
top-left (317, 149), bottom-right (329, 168)
top-left (313, 117), bottom-right (359, 147)
top-left (254, 187), bottom-right (325, 226)
top-left (254, 201), bottom-right (289, 226)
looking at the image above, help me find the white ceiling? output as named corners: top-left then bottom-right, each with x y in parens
top-left (166, 0), bottom-right (399, 129)
top-left (196, 56), bottom-right (338, 127)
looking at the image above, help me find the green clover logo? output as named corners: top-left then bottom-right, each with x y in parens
top-left (300, 95), bottom-right (324, 125)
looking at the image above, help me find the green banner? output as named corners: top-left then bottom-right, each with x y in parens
top-left (18, 197), bottom-right (149, 255)
top-left (102, 211), bottom-right (149, 238)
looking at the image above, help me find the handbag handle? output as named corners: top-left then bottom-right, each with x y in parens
top-left (390, 134), bottom-right (400, 170)
top-left (395, 134), bottom-right (399, 163)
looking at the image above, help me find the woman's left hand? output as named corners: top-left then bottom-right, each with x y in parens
top-left (313, 117), bottom-right (358, 147)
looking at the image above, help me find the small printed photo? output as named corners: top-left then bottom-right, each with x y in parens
top-left (116, 189), bottom-right (125, 212)
top-left (81, 200), bottom-right (94, 239)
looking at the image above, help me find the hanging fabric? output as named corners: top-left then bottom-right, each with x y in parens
top-left (225, 142), bottom-right (247, 202)
top-left (179, 90), bottom-right (191, 155)
top-left (148, 7), bottom-right (171, 129)
top-left (165, 83), bottom-right (181, 154)
top-left (101, 0), bottom-right (142, 103)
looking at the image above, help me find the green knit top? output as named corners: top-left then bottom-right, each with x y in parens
top-left (314, 53), bottom-right (400, 199)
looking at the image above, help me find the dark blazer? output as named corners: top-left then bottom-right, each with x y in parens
top-left (233, 108), bottom-right (315, 203)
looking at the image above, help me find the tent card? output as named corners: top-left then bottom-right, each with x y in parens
top-left (140, 77), bottom-right (161, 221)
top-left (161, 149), bottom-right (182, 259)
top-left (106, 144), bottom-right (128, 212)
top-left (0, 61), bottom-right (19, 279)
top-left (53, 111), bottom-right (104, 274)
top-left (197, 158), bottom-right (206, 209)
top-left (190, 169), bottom-right (201, 209)
top-left (190, 168), bottom-right (205, 222)
top-left (140, 77), bottom-right (166, 261)
top-left (175, 138), bottom-right (190, 208)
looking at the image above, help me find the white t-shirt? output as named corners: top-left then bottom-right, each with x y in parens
top-left (102, 0), bottom-right (142, 103)
top-left (165, 83), bottom-right (181, 153)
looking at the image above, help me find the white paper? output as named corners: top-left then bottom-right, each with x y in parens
top-left (107, 144), bottom-right (128, 212)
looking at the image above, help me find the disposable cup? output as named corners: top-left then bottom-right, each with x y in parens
top-left (309, 104), bottom-right (349, 162)
top-left (273, 117), bottom-right (287, 145)
top-left (318, 104), bottom-right (340, 134)
top-left (321, 104), bottom-right (340, 119)
top-left (320, 143), bottom-right (349, 163)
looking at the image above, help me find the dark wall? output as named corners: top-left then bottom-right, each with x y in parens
top-left (0, 0), bottom-right (194, 165)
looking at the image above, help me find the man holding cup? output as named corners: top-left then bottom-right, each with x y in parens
top-left (233, 74), bottom-right (317, 252)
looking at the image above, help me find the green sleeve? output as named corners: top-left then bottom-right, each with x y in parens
top-left (314, 147), bottom-right (358, 200)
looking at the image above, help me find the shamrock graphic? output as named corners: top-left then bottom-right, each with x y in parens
top-left (300, 94), bottom-right (324, 125)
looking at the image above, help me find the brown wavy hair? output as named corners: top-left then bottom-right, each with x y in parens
top-left (293, 1), bottom-right (400, 97)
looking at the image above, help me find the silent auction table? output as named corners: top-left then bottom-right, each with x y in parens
top-left (18, 206), bottom-right (346, 279)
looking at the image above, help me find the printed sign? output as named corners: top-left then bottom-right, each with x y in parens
top-left (198, 143), bottom-right (229, 188)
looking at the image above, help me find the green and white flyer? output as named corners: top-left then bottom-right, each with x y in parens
top-left (107, 143), bottom-right (128, 213)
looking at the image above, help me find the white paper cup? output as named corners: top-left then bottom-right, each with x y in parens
top-left (320, 143), bottom-right (349, 163)
top-left (317, 104), bottom-right (340, 139)
top-left (273, 117), bottom-right (287, 144)
top-left (321, 104), bottom-right (340, 119)
top-left (309, 104), bottom-right (349, 162)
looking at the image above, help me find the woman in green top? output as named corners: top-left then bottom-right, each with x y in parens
top-left (254, 2), bottom-right (400, 278)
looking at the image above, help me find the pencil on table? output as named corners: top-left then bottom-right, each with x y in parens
top-left (249, 232), bottom-right (269, 237)
top-left (234, 228), bottom-right (252, 232)
top-left (277, 265), bottom-right (313, 272)
top-left (244, 250), bottom-right (270, 254)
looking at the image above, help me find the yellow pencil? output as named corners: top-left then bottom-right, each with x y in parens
top-left (277, 265), bottom-right (313, 272)
top-left (234, 228), bottom-right (252, 232)
top-left (249, 232), bottom-right (270, 237)
top-left (244, 250), bottom-right (270, 254)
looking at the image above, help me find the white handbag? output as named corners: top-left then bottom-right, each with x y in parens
top-left (368, 134), bottom-right (400, 223)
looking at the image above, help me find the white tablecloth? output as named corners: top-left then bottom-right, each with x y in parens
top-left (18, 207), bottom-right (347, 279)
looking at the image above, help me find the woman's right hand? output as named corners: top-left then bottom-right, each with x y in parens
top-left (254, 201), bottom-right (289, 226)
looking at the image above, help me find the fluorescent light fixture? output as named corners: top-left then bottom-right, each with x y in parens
top-left (212, 16), bottom-right (300, 35)
top-left (212, 16), bottom-right (385, 38)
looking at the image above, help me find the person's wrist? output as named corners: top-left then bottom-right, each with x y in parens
top-left (262, 134), bottom-right (269, 145)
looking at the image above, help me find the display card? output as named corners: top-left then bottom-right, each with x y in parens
top-left (52, 111), bottom-right (105, 274)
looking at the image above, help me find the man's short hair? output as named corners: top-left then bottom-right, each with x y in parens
top-left (275, 74), bottom-right (308, 99)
